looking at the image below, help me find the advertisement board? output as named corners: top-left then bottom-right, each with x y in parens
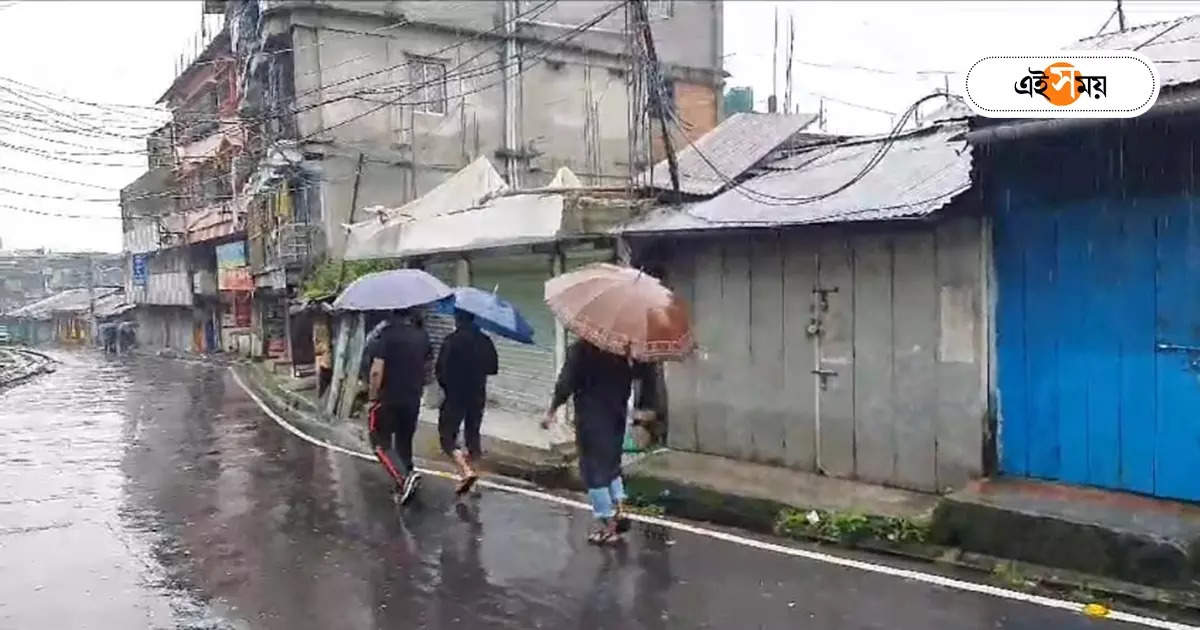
top-left (216, 241), bottom-right (248, 270)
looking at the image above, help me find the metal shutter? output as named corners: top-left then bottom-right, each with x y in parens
top-left (421, 261), bottom-right (458, 407)
top-left (470, 254), bottom-right (556, 413)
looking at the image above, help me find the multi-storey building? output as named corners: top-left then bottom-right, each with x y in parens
top-left (120, 24), bottom-right (256, 354)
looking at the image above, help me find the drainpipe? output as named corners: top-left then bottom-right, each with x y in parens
top-left (502, 0), bottom-right (521, 187)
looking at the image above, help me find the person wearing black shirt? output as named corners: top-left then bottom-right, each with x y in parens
top-left (366, 308), bottom-right (432, 504)
top-left (435, 310), bottom-right (499, 495)
top-left (544, 339), bottom-right (656, 545)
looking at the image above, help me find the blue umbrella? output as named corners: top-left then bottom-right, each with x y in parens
top-left (333, 269), bottom-right (453, 311)
top-left (438, 286), bottom-right (535, 345)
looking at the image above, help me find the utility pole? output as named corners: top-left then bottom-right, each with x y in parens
top-left (1117, 0), bottom-right (1126, 31)
top-left (633, 0), bottom-right (681, 199)
top-left (783, 12), bottom-right (795, 116)
top-left (770, 6), bottom-right (779, 113)
top-left (336, 152), bottom-right (366, 292)
top-left (88, 256), bottom-right (96, 345)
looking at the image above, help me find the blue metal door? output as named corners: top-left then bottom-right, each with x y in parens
top-left (995, 195), bottom-right (1200, 502)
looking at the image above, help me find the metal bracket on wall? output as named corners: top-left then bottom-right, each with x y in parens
top-left (1155, 342), bottom-right (1200, 372)
top-left (812, 285), bottom-right (839, 312)
top-left (812, 367), bottom-right (837, 391)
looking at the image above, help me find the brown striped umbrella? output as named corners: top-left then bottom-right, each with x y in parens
top-left (544, 263), bottom-right (695, 362)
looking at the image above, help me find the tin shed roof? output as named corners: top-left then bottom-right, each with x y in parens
top-left (637, 112), bottom-right (819, 196)
top-left (5, 287), bottom-right (123, 320)
top-left (1074, 15), bottom-right (1200, 88)
top-left (622, 122), bottom-right (972, 233)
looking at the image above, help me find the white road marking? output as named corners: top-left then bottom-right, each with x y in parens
top-left (228, 367), bottom-right (1196, 630)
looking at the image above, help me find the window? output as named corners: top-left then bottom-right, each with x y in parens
top-left (648, 0), bottom-right (674, 19)
top-left (409, 58), bottom-right (447, 115)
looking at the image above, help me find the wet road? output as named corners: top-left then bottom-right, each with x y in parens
top-left (0, 352), bottom-right (1185, 629)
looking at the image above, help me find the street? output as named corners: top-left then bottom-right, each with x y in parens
top-left (0, 351), bottom-right (1185, 630)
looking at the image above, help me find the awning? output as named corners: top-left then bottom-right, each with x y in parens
top-left (343, 157), bottom-right (584, 261)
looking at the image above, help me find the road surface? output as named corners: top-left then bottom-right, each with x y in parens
top-left (0, 352), bottom-right (1190, 629)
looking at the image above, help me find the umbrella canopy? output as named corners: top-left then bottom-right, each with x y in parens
top-left (332, 269), bottom-right (452, 312)
top-left (438, 286), bottom-right (535, 345)
top-left (544, 263), bottom-right (695, 362)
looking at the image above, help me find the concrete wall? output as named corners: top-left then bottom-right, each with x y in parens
top-left (645, 215), bottom-right (989, 494)
top-left (269, 0), bottom-right (721, 71)
top-left (269, 0), bottom-right (721, 258)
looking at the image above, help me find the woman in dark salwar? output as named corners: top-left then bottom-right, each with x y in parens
top-left (545, 338), bottom-right (656, 545)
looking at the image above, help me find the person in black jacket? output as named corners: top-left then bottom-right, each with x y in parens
top-left (436, 310), bottom-right (498, 495)
top-left (544, 339), bottom-right (655, 545)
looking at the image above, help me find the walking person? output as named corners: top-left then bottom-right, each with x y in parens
top-left (365, 308), bottom-right (432, 505)
top-left (544, 338), bottom-right (656, 545)
top-left (435, 309), bottom-right (498, 495)
top-left (99, 323), bottom-right (117, 354)
top-left (117, 322), bottom-right (136, 355)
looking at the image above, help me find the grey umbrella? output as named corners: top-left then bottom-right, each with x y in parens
top-left (332, 269), bottom-right (453, 311)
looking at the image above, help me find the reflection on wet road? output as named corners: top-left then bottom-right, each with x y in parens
top-left (0, 352), bottom-right (1181, 629)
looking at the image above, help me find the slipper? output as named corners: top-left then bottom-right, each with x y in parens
top-left (455, 474), bottom-right (479, 496)
top-left (587, 529), bottom-right (619, 545)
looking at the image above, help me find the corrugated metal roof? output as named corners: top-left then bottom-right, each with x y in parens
top-left (622, 122), bottom-right (972, 233)
top-left (1073, 15), bottom-right (1200, 87)
top-left (5, 288), bottom-right (123, 319)
top-left (94, 293), bottom-right (136, 319)
top-left (638, 112), bottom-right (819, 196)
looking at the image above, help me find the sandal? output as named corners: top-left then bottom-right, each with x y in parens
top-left (455, 474), bottom-right (479, 496)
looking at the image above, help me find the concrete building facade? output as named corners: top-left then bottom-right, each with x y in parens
top-left (222, 0), bottom-right (724, 368)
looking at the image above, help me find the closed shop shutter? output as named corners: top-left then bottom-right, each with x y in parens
top-left (421, 261), bottom-right (458, 406)
top-left (470, 253), bottom-right (556, 413)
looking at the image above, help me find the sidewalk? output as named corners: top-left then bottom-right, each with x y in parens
top-left (933, 478), bottom-right (1200, 589)
top-left (237, 361), bottom-right (578, 486)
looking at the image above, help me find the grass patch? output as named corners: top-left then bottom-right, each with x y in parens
top-left (775, 508), bottom-right (931, 545)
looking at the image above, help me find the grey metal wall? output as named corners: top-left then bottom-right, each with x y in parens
top-left (658, 215), bottom-right (988, 493)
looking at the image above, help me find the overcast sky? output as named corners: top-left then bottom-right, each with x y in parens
top-left (2, 0), bottom-right (1199, 253)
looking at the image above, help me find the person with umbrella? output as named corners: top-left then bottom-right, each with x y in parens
top-left (434, 286), bottom-right (532, 495)
top-left (435, 309), bottom-right (498, 495)
top-left (365, 307), bottom-right (431, 505)
top-left (541, 264), bottom-right (694, 545)
top-left (98, 322), bottom-right (117, 354)
top-left (336, 269), bottom-right (451, 505)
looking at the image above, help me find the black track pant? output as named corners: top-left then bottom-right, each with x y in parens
top-left (368, 400), bottom-right (419, 483)
top-left (438, 388), bottom-right (485, 459)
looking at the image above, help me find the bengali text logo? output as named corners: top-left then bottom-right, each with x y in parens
top-left (964, 52), bottom-right (1158, 118)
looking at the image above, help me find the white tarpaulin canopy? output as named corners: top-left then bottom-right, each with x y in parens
top-left (343, 156), bottom-right (583, 261)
